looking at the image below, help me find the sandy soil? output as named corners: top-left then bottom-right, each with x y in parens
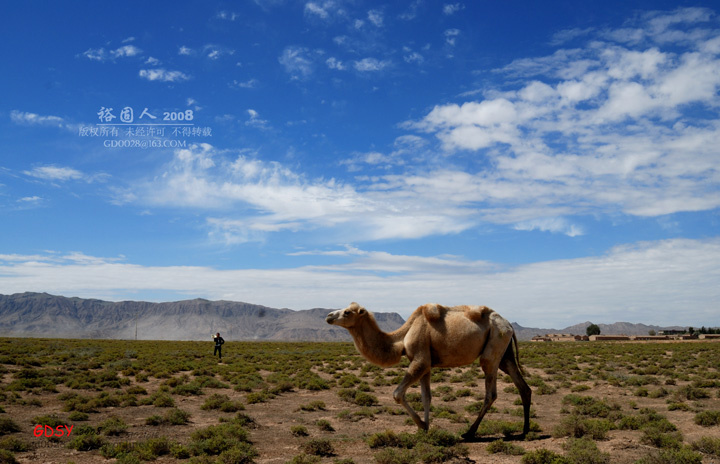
top-left (5, 356), bottom-right (720, 464)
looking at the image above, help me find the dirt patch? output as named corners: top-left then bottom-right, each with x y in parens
top-left (1, 340), bottom-right (719, 463)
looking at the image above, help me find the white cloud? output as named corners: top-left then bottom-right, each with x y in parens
top-left (111, 45), bottom-right (141, 58)
top-left (245, 109), bottom-right (269, 129)
top-left (443, 3), bottom-right (464, 15)
top-left (367, 9), bottom-right (383, 27)
top-left (216, 11), bottom-right (239, 21)
top-left (354, 57), bottom-right (390, 72)
top-left (17, 196), bottom-right (42, 203)
top-left (138, 69), bottom-right (190, 82)
top-left (514, 218), bottom-right (584, 237)
top-left (24, 166), bottom-right (84, 181)
top-left (279, 46), bottom-right (314, 79)
top-left (326, 57), bottom-right (346, 70)
top-left (1, 238), bottom-right (718, 327)
top-left (232, 78), bottom-right (258, 89)
top-left (81, 45), bottom-right (142, 61)
top-left (444, 28), bottom-right (460, 46)
top-left (405, 8), bottom-right (720, 219)
top-left (10, 111), bottom-right (64, 127)
top-left (305, 1), bottom-right (330, 19)
top-left (22, 165), bottom-right (108, 184)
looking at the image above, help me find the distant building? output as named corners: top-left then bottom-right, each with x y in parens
top-left (658, 330), bottom-right (686, 336)
top-left (531, 333), bottom-right (588, 342)
top-left (699, 334), bottom-right (720, 339)
top-left (589, 335), bottom-right (631, 341)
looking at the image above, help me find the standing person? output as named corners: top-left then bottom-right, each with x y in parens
top-left (213, 332), bottom-right (225, 360)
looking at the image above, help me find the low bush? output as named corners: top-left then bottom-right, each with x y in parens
top-left (0, 418), bottom-right (20, 436)
top-left (692, 436), bottom-right (720, 456)
top-left (634, 447), bottom-right (702, 464)
top-left (694, 410), bottom-right (720, 427)
top-left (300, 438), bottom-right (334, 457)
top-left (563, 437), bottom-right (610, 464)
top-left (487, 439), bottom-right (525, 455)
top-left (521, 448), bottom-right (569, 464)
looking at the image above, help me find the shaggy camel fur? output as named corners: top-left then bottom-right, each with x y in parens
top-left (326, 302), bottom-right (532, 439)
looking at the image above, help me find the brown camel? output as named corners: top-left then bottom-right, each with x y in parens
top-left (325, 302), bottom-right (532, 439)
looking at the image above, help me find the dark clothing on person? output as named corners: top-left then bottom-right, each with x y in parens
top-left (214, 335), bottom-right (224, 359)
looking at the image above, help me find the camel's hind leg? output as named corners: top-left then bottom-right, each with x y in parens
top-left (420, 372), bottom-right (431, 426)
top-left (499, 338), bottom-right (532, 435)
top-left (393, 361), bottom-right (431, 431)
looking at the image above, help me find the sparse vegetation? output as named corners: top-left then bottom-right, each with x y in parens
top-left (0, 337), bottom-right (717, 463)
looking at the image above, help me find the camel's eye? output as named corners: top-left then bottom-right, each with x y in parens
top-left (343, 310), bottom-right (349, 316)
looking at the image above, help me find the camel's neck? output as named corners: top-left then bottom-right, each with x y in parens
top-left (348, 316), bottom-right (405, 367)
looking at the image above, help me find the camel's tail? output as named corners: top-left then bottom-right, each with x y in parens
top-left (511, 331), bottom-right (527, 376)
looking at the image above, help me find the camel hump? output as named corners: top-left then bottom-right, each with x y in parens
top-left (464, 305), bottom-right (493, 323)
top-left (420, 303), bottom-right (447, 323)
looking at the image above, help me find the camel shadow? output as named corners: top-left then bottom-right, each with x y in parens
top-left (461, 433), bottom-right (552, 443)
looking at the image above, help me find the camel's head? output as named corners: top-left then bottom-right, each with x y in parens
top-left (325, 302), bottom-right (368, 328)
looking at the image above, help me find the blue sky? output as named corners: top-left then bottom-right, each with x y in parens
top-left (1, 1), bottom-right (719, 328)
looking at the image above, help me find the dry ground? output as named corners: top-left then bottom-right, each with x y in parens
top-left (1, 340), bottom-right (719, 464)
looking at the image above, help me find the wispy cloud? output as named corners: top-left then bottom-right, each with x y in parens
top-left (10, 111), bottom-right (64, 127)
top-left (1, 238), bottom-right (718, 327)
top-left (81, 45), bottom-right (142, 61)
top-left (443, 3), bottom-right (464, 16)
top-left (23, 165), bottom-right (108, 184)
top-left (354, 57), bottom-right (390, 72)
top-left (138, 68), bottom-right (191, 82)
top-left (279, 46), bottom-right (315, 79)
top-left (405, 7), bottom-right (720, 223)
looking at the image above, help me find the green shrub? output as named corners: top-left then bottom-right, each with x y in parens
top-left (694, 410), bottom-right (720, 427)
top-left (563, 437), bottom-right (610, 464)
top-left (634, 447), bottom-right (702, 464)
top-left (151, 392), bottom-right (175, 408)
top-left (99, 416), bottom-right (127, 436)
top-left (299, 401), bottom-right (326, 412)
top-left (0, 437), bottom-right (29, 452)
top-left (68, 411), bottom-right (89, 421)
top-left (285, 453), bottom-right (320, 464)
top-left (521, 448), bottom-right (570, 464)
top-left (0, 418), bottom-right (20, 436)
top-left (201, 393), bottom-right (244, 412)
top-left (692, 436), bottom-right (720, 456)
top-left (316, 420), bottom-right (334, 432)
top-left (67, 432), bottom-right (106, 451)
top-left (31, 414), bottom-right (67, 427)
top-left (487, 439), bottom-right (525, 455)
top-left (553, 415), bottom-right (612, 440)
top-left (0, 450), bottom-right (18, 464)
top-left (190, 422), bottom-right (253, 456)
top-left (641, 426), bottom-right (684, 449)
top-left (291, 425), bottom-right (309, 437)
top-left (300, 438), bottom-right (335, 457)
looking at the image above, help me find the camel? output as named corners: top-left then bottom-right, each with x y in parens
top-left (325, 302), bottom-right (531, 440)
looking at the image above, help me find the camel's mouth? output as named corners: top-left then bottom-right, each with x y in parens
top-left (325, 314), bottom-right (337, 325)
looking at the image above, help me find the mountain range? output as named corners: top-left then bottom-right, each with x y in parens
top-left (0, 293), bottom-right (686, 341)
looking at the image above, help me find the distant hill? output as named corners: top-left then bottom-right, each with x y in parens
top-left (512, 321), bottom-right (687, 341)
top-left (0, 292), bottom-right (404, 341)
top-left (0, 293), bottom-right (687, 341)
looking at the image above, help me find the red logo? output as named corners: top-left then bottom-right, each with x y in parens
top-left (33, 425), bottom-right (73, 438)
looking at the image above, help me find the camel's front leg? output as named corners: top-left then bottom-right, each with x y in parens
top-left (393, 362), bottom-right (430, 431)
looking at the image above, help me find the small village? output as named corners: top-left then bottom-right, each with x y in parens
top-left (531, 330), bottom-right (720, 342)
